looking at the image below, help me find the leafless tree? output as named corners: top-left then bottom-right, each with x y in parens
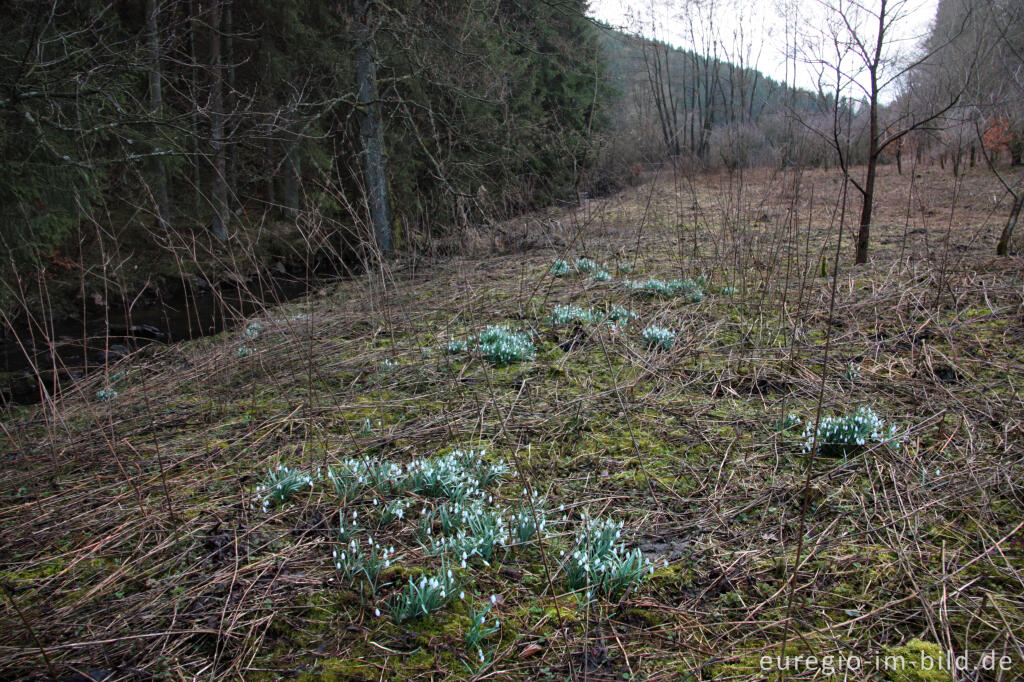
top-left (797, 0), bottom-right (974, 263)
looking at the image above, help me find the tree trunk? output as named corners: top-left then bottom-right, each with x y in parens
top-left (283, 134), bottom-right (301, 219)
top-left (996, 192), bottom-right (1023, 256)
top-left (209, 0), bottom-right (228, 242)
top-left (190, 0), bottom-right (202, 215)
top-left (856, 95), bottom-right (879, 264)
top-left (145, 0), bottom-right (171, 230)
top-left (354, 0), bottom-right (392, 257)
top-left (224, 1), bottom-right (236, 204)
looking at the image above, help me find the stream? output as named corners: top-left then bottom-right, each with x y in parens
top-left (1, 271), bottom-right (315, 405)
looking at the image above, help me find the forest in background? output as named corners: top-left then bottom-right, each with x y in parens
top-left (2, 0), bottom-right (1023, 308)
top-left (0, 0), bottom-right (603, 296)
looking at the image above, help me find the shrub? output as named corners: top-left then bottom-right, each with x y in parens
top-left (802, 406), bottom-right (899, 458)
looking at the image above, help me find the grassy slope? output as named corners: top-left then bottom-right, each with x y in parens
top-left (1, 164), bottom-right (1023, 680)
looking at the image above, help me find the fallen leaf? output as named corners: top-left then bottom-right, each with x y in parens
top-left (519, 643), bottom-right (543, 659)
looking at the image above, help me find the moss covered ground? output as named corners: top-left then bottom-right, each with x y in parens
top-left (1, 165), bottom-right (1023, 679)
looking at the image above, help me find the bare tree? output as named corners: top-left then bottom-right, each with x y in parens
top-left (798, 0), bottom-right (973, 263)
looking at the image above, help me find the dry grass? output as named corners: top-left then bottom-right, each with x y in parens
top-left (2, 162), bottom-right (1023, 680)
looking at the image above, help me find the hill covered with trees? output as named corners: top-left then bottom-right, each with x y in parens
top-left (0, 0), bottom-right (604, 283)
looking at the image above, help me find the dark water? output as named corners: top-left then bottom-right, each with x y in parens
top-left (1, 273), bottom-right (313, 405)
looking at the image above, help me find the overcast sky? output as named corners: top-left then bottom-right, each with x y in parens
top-left (587, 0), bottom-right (939, 100)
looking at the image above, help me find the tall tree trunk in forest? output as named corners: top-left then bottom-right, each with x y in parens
top-left (283, 128), bottom-right (301, 219)
top-left (145, 0), bottom-right (171, 230)
top-left (224, 1), bottom-right (236, 203)
top-left (190, 0), bottom-right (202, 215)
top-left (209, 0), bottom-right (229, 242)
top-left (354, 0), bottom-right (392, 257)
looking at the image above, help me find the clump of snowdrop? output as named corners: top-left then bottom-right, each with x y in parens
top-left (642, 325), bottom-right (676, 351)
top-left (337, 509), bottom-right (361, 542)
top-left (445, 338), bottom-right (468, 354)
top-left (564, 517), bottom-right (652, 599)
top-left (327, 463), bottom-right (365, 502)
top-left (437, 498), bottom-right (486, 535)
top-left (776, 413), bottom-right (802, 432)
top-left (550, 304), bottom-right (600, 326)
top-left (802, 406), bottom-right (899, 458)
top-left (329, 457), bottom-right (403, 501)
top-left (551, 259), bottom-right (570, 277)
top-left (591, 269), bottom-right (612, 282)
top-left (404, 449), bottom-right (507, 501)
top-left (390, 559), bottom-right (460, 622)
top-left (508, 490), bottom-right (547, 544)
top-left (465, 600), bottom-right (501, 666)
top-left (624, 277), bottom-right (704, 302)
top-left (96, 386), bottom-right (119, 402)
top-left (840, 361), bottom-right (860, 384)
top-left (606, 305), bottom-right (637, 325)
top-left (472, 326), bottom-right (535, 366)
top-left (256, 465), bottom-right (313, 509)
top-left (381, 498), bottom-right (411, 526)
top-left (574, 257), bottom-right (598, 274)
top-left (333, 535), bottom-right (397, 594)
top-left (427, 505), bottom-right (505, 565)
